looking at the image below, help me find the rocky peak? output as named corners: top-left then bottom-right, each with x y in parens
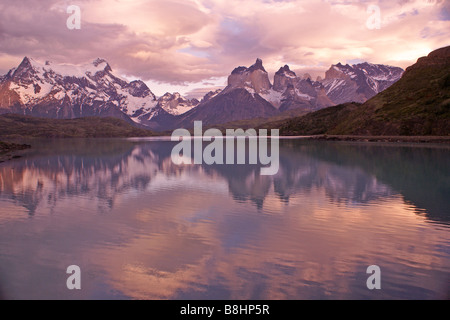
top-left (127, 80), bottom-right (155, 99)
top-left (93, 58), bottom-right (112, 71)
top-left (12, 57), bottom-right (37, 82)
top-left (321, 62), bottom-right (404, 104)
top-left (275, 65), bottom-right (296, 77)
top-left (19, 56), bottom-right (33, 68)
top-left (248, 58), bottom-right (266, 73)
top-left (325, 63), bottom-right (353, 80)
top-left (201, 89), bottom-right (223, 103)
top-left (231, 66), bottom-right (248, 75)
top-left (160, 92), bottom-right (184, 101)
top-left (1, 57), bottom-right (160, 124)
top-left (231, 59), bottom-right (266, 74)
top-left (227, 58), bottom-right (272, 94)
top-left (157, 92), bottom-right (198, 116)
top-left (88, 58), bottom-right (113, 76)
top-left (276, 65), bottom-right (289, 74)
top-left (273, 65), bottom-right (297, 92)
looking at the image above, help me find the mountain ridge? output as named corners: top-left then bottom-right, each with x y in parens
top-left (277, 46), bottom-right (450, 136)
top-left (0, 56), bottom-right (405, 131)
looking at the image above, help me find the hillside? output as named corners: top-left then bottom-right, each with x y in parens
top-left (276, 103), bottom-right (360, 135)
top-left (0, 114), bottom-right (155, 138)
top-left (278, 46), bottom-right (450, 136)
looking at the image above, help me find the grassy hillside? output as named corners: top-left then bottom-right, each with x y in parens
top-left (0, 114), bottom-right (156, 138)
top-left (278, 46), bottom-right (450, 136)
top-left (277, 103), bottom-right (360, 135)
top-left (200, 108), bottom-right (309, 133)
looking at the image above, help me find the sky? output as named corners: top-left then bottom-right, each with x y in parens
top-left (0, 0), bottom-right (448, 98)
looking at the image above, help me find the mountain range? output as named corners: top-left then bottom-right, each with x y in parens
top-left (278, 46), bottom-right (450, 136)
top-left (0, 56), bottom-right (404, 131)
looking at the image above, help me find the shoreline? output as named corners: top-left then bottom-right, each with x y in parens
top-left (0, 141), bottom-right (32, 163)
top-left (305, 135), bottom-right (450, 144)
top-left (1, 135), bottom-right (449, 163)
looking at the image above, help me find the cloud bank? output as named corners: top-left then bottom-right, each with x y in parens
top-left (0, 0), bottom-right (448, 96)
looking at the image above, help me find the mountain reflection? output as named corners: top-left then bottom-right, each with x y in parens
top-left (0, 139), bottom-right (448, 223)
top-left (1, 139), bottom-right (449, 300)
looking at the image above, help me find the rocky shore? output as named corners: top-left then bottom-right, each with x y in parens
top-left (0, 141), bottom-right (31, 162)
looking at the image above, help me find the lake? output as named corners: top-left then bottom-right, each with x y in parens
top-left (0, 138), bottom-right (449, 300)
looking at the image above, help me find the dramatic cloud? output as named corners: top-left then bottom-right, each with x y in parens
top-left (0, 0), bottom-right (448, 96)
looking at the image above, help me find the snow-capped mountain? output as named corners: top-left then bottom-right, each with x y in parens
top-left (0, 57), bottom-right (404, 131)
top-left (266, 65), bottom-right (334, 111)
top-left (227, 58), bottom-right (272, 94)
top-left (0, 57), bottom-right (200, 130)
top-left (222, 59), bottom-right (332, 113)
top-left (200, 89), bottom-right (222, 103)
top-left (0, 57), bottom-right (161, 123)
top-left (177, 59), bottom-right (335, 127)
top-left (177, 59), bottom-right (279, 128)
top-left (321, 62), bottom-right (404, 104)
top-left (157, 92), bottom-right (199, 116)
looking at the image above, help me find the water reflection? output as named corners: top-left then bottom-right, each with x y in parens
top-left (0, 139), bottom-right (448, 299)
top-left (1, 140), bottom-right (448, 222)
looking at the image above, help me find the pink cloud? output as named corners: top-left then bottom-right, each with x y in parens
top-left (0, 0), bottom-right (448, 94)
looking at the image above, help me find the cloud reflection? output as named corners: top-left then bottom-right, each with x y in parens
top-left (0, 139), bottom-right (449, 299)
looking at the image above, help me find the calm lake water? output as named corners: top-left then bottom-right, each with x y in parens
top-left (0, 138), bottom-right (449, 300)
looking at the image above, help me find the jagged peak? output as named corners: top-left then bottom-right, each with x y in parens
top-left (21, 56), bottom-right (32, 64)
top-left (129, 79), bottom-right (146, 86)
top-left (19, 57), bottom-right (53, 70)
top-left (231, 58), bottom-right (267, 75)
top-left (231, 66), bottom-right (247, 75)
top-left (93, 58), bottom-right (112, 73)
top-left (16, 56), bottom-right (35, 70)
top-left (276, 64), bottom-right (297, 79)
top-left (249, 58), bottom-right (266, 73)
top-left (12, 57), bottom-right (38, 79)
top-left (159, 92), bottom-right (187, 102)
top-left (93, 58), bottom-right (107, 66)
top-left (276, 65), bottom-right (291, 74)
top-left (128, 80), bottom-right (151, 92)
top-left (161, 92), bottom-right (181, 98)
top-left (330, 62), bottom-right (354, 73)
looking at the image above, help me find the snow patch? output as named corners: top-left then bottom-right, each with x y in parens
top-left (325, 79), bottom-right (345, 95)
top-left (260, 89), bottom-right (283, 108)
